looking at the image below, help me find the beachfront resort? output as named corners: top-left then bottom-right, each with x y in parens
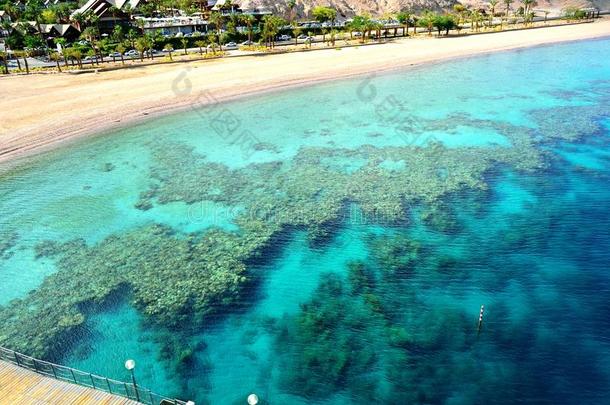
top-left (0, 0), bottom-right (603, 72)
top-left (2, 0), bottom-right (610, 404)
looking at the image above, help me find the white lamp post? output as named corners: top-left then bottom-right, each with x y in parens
top-left (124, 359), bottom-right (140, 402)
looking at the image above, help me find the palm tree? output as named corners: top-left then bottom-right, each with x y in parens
top-left (489, 0), bottom-right (499, 26)
top-left (164, 43), bottom-right (174, 60)
top-left (503, 0), bottom-right (514, 27)
top-left (470, 9), bottom-right (483, 32)
top-left (181, 38), bottom-right (189, 55)
top-left (209, 12), bottom-right (224, 51)
top-left (292, 24), bottom-right (302, 45)
top-left (135, 18), bottom-right (146, 35)
top-left (522, 0), bottom-right (536, 26)
top-left (116, 44), bottom-right (126, 65)
top-left (50, 52), bottom-right (62, 72)
top-left (195, 40), bottom-right (206, 56)
top-left (54, 38), bottom-right (69, 68)
top-left (0, 51), bottom-right (9, 75)
top-left (71, 49), bottom-right (83, 69)
top-left (329, 29), bottom-right (338, 46)
top-left (135, 37), bottom-right (147, 61)
top-left (261, 15), bottom-right (285, 48)
top-left (86, 49), bottom-right (98, 66)
top-left (16, 50), bottom-right (30, 74)
top-left (207, 33), bottom-right (218, 54)
top-left (349, 15), bottom-right (371, 43)
top-left (321, 27), bottom-right (328, 43)
top-left (240, 14), bottom-right (255, 44)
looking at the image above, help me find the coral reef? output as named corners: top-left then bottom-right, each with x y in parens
top-left (0, 231), bottom-right (19, 260)
top-left (0, 225), bottom-right (257, 358)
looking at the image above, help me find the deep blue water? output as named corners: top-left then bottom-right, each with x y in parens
top-left (1, 37), bottom-right (610, 404)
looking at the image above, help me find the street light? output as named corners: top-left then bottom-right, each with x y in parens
top-left (125, 359), bottom-right (140, 402)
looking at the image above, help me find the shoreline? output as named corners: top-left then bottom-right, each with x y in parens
top-left (2, 18), bottom-right (610, 169)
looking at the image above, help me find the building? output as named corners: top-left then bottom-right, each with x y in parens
top-left (139, 16), bottom-right (209, 36)
top-left (71, 0), bottom-right (143, 32)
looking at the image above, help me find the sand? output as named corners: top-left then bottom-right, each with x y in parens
top-left (1, 18), bottom-right (610, 166)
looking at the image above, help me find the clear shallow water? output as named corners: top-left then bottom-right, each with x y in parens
top-left (1, 38), bottom-right (610, 404)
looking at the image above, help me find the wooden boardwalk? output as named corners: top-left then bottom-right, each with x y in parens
top-left (0, 360), bottom-right (141, 405)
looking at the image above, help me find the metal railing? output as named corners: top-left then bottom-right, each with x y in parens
top-left (0, 346), bottom-right (189, 405)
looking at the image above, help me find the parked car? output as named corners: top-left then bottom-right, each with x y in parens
top-left (297, 34), bottom-right (308, 40)
top-left (83, 55), bottom-right (99, 62)
top-left (143, 49), bottom-right (162, 56)
top-left (124, 50), bottom-right (139, 57)
top-left (353, 31), bottom-right (363, 37)
top-left (224, 42), bottom-right (238, 50)
top-left (241, 40), bottom-right (254, 46)
top-left (108, 52), bottom-right (122, 58)
top-left (278, 34), bottom-right (291, 41)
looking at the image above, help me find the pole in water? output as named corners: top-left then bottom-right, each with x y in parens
top-left (477, 305), bottom-right (485, 335)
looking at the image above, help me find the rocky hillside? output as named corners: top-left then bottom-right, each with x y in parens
top-left (237, 0), bottom-right (610, 18)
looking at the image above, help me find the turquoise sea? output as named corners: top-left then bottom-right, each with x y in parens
top-left (1, 38), bottom-right (610, 404)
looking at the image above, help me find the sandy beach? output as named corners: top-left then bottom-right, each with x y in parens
top-left (1, 18), bottom-right (610, 166)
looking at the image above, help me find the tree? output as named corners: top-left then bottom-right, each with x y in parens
top-left (147, 30), bottom-right (163, 59)
top-left (135, 18), bottom-right (146, 34)
top-left (86, 49), bottom-right (98, 66)
top-left (396, 11), bottom-right (411, 36)
top-left (522, 0), bottom-right (537, 25)
top-left (15, 49), bottom-right (30, 74)
top-left (489, 0), bottom-right (499, 26)
top-left (349, 15), bottom-right (373, 43)
top-left (543, 10), bottom-right (550, 23)
top-left (0, 51), bottom-right (9, 75)
top-left (453, 4), bottom-right (467, 32)
top-left (40, 9), bottom-right (57, 24)
top-left (71, 12), bottom-right (85, 31)
top-left (135, 37), bottom-right (147, 61)
top-left (116, 44), bottom-right (126, 65)
top-left (111, 25), bottom-right (124, 43)
top-left (329, 29), bottom-right (338, 46)
top-left (207, 33), bottom-right (218, 54)
top-left (24, 34), bottom-right (44, 50)
top-left (239, 14), bottom-right (255, 43)
top-left (261, 15), bottom-right (285, 48)
top-left (181, 37), bottom-right (189, 55)
top-left (470, 9), bottom-right (484, 32)
top-left (71, 48), bottom-right (83, 69)
top-left (209, 12), bottom-right (224, 51)
top-left (126, 29), bottom-right (138, 49)
top-left (417, 11), bottom-right (436, 36)
top-left (312, 6), bottom-right (336, 27)
top-left (54, 38), bottom-right (69, 68)
top-left (433, 14), bottom-right (457, 36)
top-left (164, 43), bottom-right (174, 60)
top-left (292, 24), bottom-right (302, 45)
top-left (195, 40), bottom-right (206, 56)
top-left (50, 52), bottom-right (62, 72)
top-left (80, 26), bottom-right (99, 44)
top-left (503, 0), bottom-right (514, 27)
